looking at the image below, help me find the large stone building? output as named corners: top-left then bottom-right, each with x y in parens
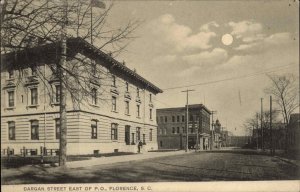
top-left (1, 38), bottom-right (162, 156)
top-left (157, 104), bottom-right (211, 150)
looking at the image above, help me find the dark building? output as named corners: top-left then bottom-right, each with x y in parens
top-left (157, 104), bottom-right (211, 150)
top-left (287, 113), bottom-right (300, 159)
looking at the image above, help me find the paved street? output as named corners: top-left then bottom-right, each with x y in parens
top-left (2, 150), bottom-right (299, 184)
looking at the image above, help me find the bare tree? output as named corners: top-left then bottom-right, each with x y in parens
top-left (265, 73), bottom-right (299, 151)
top-left (1, 0), bottom-right (140, 166)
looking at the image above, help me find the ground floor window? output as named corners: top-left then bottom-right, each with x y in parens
top-left (31, 120), bottom-right (39, 140)
top-left (8, 121), bottom-right (15, 140)
top-left (136, 127), bottom-right (141, 141)
top-left (55, 118), bottom-right (60, 139)
top-left (125, 125), bottom-right (130, 145)
top-left (142, 134), bottom-right (146, 144)
top-left (111, 123), bottom-right (118, 140)
top-left (91, 120), bottom-right (97, 139)
top-left (149, 129), bottom-right (153, 141)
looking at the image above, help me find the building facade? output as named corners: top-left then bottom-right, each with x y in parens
top-left (1, 38), bottom-right (162, 156)
top-left (157, 104), bottom-right (211, 150)
top-left (287, 113), bottom-right (300, 158)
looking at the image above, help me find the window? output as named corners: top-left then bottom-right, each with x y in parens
top-left (55, 119), bottom-right (60, 139)
top-left (160, 116), bottom-right (163, 122)
top-left (112, 75), bottom-right (116, 87)
top-left (177, 127), bottom-right (180, 134)
top-left (182, 115), bottom-right (185, 122)
top-left (164, 128), bottom-right (167, 135)
top-left (8, 121), bottom-right (15, 140)
top-left (165, 116), bottom-right (168, 123)
top-left (8, 70), bottom-right (14, 79)
top-left (182, 127), bottom-right (185, 133)
top-left (131, 133), bottom-right (135, 144)
top-left (55, 85), bottom-right (60, 103)
top-left (91, 88), bottom-right (97, 105)
top-left (142, 134), bottom-right (146, 144)
top-left (8, 90), bottom-right (14, 107)
top-left (172, 116), bottom-right (175, 122)
top-left (189, 115), bottom-right (193, 121)
top-left (149, 129), bottom-right (153, 141)
top-left (149, 108), bottom-right (153, 120)
top-left (91, 60), bottom-right (96, 75)
top-left (149, 94), bottom-right (152, 102)
top-left (137, 88), bottom-right (140, 97)
top-left (125, 125), bottom-right (130, 145)
top-left (126, 82), bottom-right (129, 92)
top-left (137, 105), bottom-right (140, 117)
top-left (111, 123), bottom-right (118, 140)
top-left (177, 116), bottom-right (180, 122)
top-left (91, 120), bottom-right (97, 139)
top-left (31, 66), bottom-right (37, 76)
top-left (112, 96), bottom-right (117, 111)
top-left (136, 127), bottom-right (141, 141)
top-left (172, 127), bottom-right (175, 134)
top-left (31, 120), bottom-right (39, 140)
top-left (125, 101), bottom-right (130, 115)
top-left (31, 88), bottom-right (38, 105)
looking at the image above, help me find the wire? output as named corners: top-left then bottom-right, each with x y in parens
top-left (162, 63), bottom-right (297, 91)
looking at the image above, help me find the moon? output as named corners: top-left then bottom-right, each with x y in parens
top-left (222, 34), bottom-right (233, 46)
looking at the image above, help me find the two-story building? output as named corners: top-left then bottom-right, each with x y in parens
top-left (1, 37), bottom-right (162, 156)
top-left (157, 104), bottom-right (211, 150)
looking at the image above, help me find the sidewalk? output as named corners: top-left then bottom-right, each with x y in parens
top-left (66, 150), bottom-right (193, 169)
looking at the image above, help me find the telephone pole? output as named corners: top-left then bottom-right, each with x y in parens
top-left (261, 98), bottom-right (264, 151)
top-left (210, 110), bottom-right (217, 150)
top-left (270, 96), bottom-right (274, 156)
top-left (182, 89), bottom-right (195, 152)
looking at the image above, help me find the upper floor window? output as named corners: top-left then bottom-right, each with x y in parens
top-left (91, 88), bottom-right (97, 105)
top-left (177, 116), bottom-right (180, 122)
top-left (137, 88), bottom-right (140, 97)
top-left (31, 66), bottom-right (37, 76)
top-left (55, 85), bottom-right (60, 103)
top-left (165, 116), bottom-right (168, 122)
top-left (31, 120), bottom-right (39, 140)
top-left (31, 88), bottom-right (38, 105)
top-left (55, 118), bottom-right (60, 139)
top-left (8, 90), bottom-right (15, 107)
top-left (149, 108), bottom-right (153, 120)
top-left (182, 115), bottom-right (185, 122)
top-left (112, 96), bottom-right (117, 111)
top-left (189, 115), bottom-right (194, 122)
top-left (112, 75), bottom-right (116, 87)
top-left (160, 116), bottom-right (163, 122)
top-left (126, 82), bottom-right (129, 92)
top-left (8, 69), bottom-right (14, 79)
top-left (91, 60), bottom-right (96, 75)
top-left (177, 127), bottom-right (180, 134)
top-left (125, 101), bottom-right (130, 115)
top-left (172, 116), bottom-right (175, 122)
top-left (111, 123), bottom-right (118, 140)
top-left (172, 127), bottom-right (175, 134)
top-left (8, 121), bottom-right (15, 140)
top-left (149, 94), bottom-right (152, 102)
top-left (91, 120), bottom-right (97, 139)
top-left (137, 105), bottom-right (140, 117)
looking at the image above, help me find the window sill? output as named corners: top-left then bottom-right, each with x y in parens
top-left (111, 110), bottom-right (118, 113)
top-left (51, 102), bottom-right (60, 107)
top-left (125, 113), bottom-right (131, 116)
top-left (5, 107), bottom-right (15, 110)
top-left (27, 105), bottom-right (39, 109)
top-left (136, 116), bottom-right (141, 119)
top-left (90, 104), bottom-right (100, 108)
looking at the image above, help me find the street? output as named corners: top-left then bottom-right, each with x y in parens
top-left (2, 150), bottom-right (299, 184)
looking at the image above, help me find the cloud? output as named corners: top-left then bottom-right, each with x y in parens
top-left (229, 20), bottom-right (263, 41)
top-left (234, 32), bottom-right (294, 52)
top-left (148, 14), bottom-right (217, 52)
top-left (200, 21), bottom-right (219, 32)
top-left (182, 48), bottom-right (228, 66)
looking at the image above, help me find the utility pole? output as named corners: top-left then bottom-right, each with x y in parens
top-left (261, 98), bottom-right (264, 151)
top-left (210, 111), bottom-right (217, 150)
top-left (182, 89), bottom-right (195, 152)
top-left (59, 0), bottom-right (68, 167)
top-left (270, 96), bottom-right (273, 156)
top-left (256, 113), bottom-right (259, 150)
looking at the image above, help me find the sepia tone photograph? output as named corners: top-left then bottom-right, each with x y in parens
top-left (1, 0), bottom-right (299, 191)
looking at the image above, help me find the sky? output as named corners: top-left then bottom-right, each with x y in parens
top-left (98, 0), bottom-right (299, 135)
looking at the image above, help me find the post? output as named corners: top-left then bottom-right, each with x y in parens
top-left (210, 111), bottom-right (217, 150)
top-left (261, 98), bottom-right (264, 150)
top-left (181, 89), bottom-right (195, 152)
top-left (196, 117), bottom-right (199, 152)
top-left (270, 96), bottom-right (273, 156)
top-left (59, 0), bottom-right (68, 167)
top-left (256, 113), bottom-right (259, 150)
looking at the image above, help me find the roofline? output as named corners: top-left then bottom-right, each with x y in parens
top-left (1, 37), bottom-right (163, 94)
top-left (157, 104), bottom-right (211, 114)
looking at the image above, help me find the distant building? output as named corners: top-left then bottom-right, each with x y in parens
top-left (1, 38), bottom-right (162, 156)
top-left (157, 104), bottom-right (211, 150)
top-left (287, 113), bottom-right (300, 158)
top-left (212, 119), bottom-right (222, 149)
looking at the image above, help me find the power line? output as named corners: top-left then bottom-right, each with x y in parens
top-left (162, 63), bottom-right (296, 91)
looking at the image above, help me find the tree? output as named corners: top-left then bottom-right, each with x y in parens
top-left (265, 73), bottom-right (299, 151)
top-left (1, 0), bottom-right (139, 166)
